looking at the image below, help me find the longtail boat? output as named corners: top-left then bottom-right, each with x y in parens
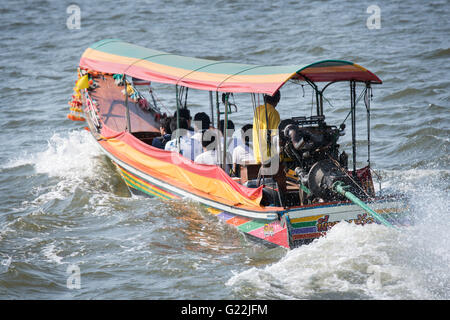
top-left (68, 39), bottom-right (407, 249)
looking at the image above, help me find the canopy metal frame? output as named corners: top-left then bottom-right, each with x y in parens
top-left (298, 76), bottom-right (374, 174)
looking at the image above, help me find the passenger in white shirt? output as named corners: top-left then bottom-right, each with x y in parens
top-left (165, 117), bottom-right (203, 161)
top-left (233, 144), bottom-right (255, 164)
top-left (232, 124), bottom-right (254, 164)
top-left (191, 112), bottom-right (211, 142)
top-left (218, 119), bottom-right (244, 159)
top-left (173, 108), bottom-right (194, 137)
top-left (195, 129), bottom-right (232, 168)
top-left (194, 148), bottom-right (220, 165)
top-left (232, 124), bottom-right (255, 175)
top-left (195, 129), bottom-right (220, 165)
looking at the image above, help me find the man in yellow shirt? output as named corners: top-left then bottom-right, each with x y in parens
top-left (252, 90), bottom-right (281, 164)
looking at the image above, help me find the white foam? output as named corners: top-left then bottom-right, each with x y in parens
top-left (380, 168), bottom-right (449, 193)
top-left (227, 223), bottom-right (434, 299)
top-left (34, 130), bottom-right (101, 179)
top-left (2, 130), bottom-right (100, 178)
top-left (1, 156), bottom-right (34, 169)
top-left (12, 130), bottom-right (120, 211)
top-left (0, 255), bottom-right (12, 274)
top-left (227, 168), bottom-right (449, 299)
top-left (42, 243), bottom-right (64, 265)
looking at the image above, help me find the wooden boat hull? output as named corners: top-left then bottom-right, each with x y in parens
top-left (91, 132), bottom-right (405, 249)
top-left (93, 137), bottom-right (289, 248)
top-left (81, 75), bottom-right (407, 250)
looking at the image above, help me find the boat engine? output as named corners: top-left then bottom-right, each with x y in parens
top-left (279, 116), bottom-right (364, 202)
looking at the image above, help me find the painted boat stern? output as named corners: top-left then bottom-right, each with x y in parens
top-left (285, 197), bottom-right (408, 248)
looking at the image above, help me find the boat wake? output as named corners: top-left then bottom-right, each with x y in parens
top-left (2, 129), bottom-right (100, 178)
top-left (226, 168), bottom-right (450, 300)
top-left (33, 130), bottom-right (101, 180)
top-left (2, 132), bottom-right (448, 299)
top-left (3, 129), bottom-right (130, 217)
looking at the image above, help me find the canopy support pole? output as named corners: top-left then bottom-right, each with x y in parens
top-left (301, 75), bottom-right (322, 116)
top-left (175, 84), bottom-right (181, 153)
top-left (183, 87), bottom-right (188, 109)
top-left (124, 78), bottom-right (131, 132)
top-left (264, 100), bottom-right (271, 160)
top-left (222, 94), bottom-right (229, 171)
top-left (209, 91), bottom-right (214, 127)
top-left (216, 91), bottom-right (220, 130)
top-left (216, 91), bottom-right (222, 165)
top-left (350, 80), bottom-right (357, 177)
top-left (251, 93), bottom-right (264, 164)
top-left (315, 90), bottom-right (320, 116)
top-left (365, 83), bottom-right (371, 167)
top-left (319, 91), bottom-right (324, 116)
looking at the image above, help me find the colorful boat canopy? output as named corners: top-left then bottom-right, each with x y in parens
top-left (80, 39), bottom-right (382, 95)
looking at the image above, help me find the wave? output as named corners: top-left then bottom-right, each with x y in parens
top-left (227, 222), bottom-right (432, 299)
top-left (33, 130), bottom-right (101, 179)
top-left (2, 129), bottom-right (130, 217)
top-left (227, 168), bottom-right (449, 299)
top-left (42, 243), bottom-right (64, 265)
top-left (1, 130), bottom-right (100, 175)
top-left (422, 48), bottom-right (450, 60)
top-left (381, 88), bottom-right (424, 101)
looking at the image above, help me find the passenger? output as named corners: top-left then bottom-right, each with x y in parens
top-left (165, 117), bottom-right (203, 161)
top-left (252, 90), bottom-right (281, 163)
top-left (219, 119), bottom-right (242, 153)
top-left (152, 116), bottom-right (172, 149)
top-left (173, 108), bottom-right (194, 136)
top-left (191, 112), bottom-right (211, 142)
top-left (219, 119), bottom-right (235, 137)
top-left (232, 124), bottom-right (255, 165)
top-left (194, 129), bottom-right (222, 165)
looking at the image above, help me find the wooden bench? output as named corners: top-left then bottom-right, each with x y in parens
top-left (238, 163), bottom-right (260, 185)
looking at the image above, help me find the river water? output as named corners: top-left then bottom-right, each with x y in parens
top-left (0, 0), bottom-right (448, 300)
